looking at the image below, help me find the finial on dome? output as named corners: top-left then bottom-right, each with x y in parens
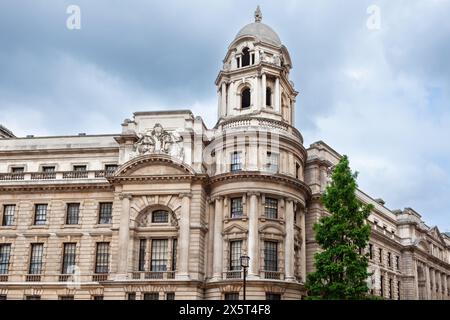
top-left (254, 5), bottom-right (262, 23)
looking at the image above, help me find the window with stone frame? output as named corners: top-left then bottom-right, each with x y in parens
top-left (396, 256), bottom-right (400, 270)
top-left (264, 198), bottom-right (278, 219)
top-left (230, 151), bottom-right (242, 172)
top-left (172, 239), bottom-right (177, 271)
top-left (95, 242), bottom-right (110, 274)
top-left (229, 240), bottom-right (242, 271)
top-left (62, 243), bottom-right (76, 274)
top-left (2, 204), bottom-right (15, 226)
top-left (397, 281), bottom-right (401, 300)
top-left (241, 88), bottom-right (251, 109)
top-left (98, 202), bottom-right (112, 224)
top-left (29, 243), bottom-right (44, 274)
top-left (387, 252), bottom-right (392, 267)
top-left (25, 295), bottom-right (41, 300)
top-left (138, 239), bottom-right (146, 271)
top-left (264, 241), bottom-right (278, 272)
top-left (73, 165), bottom-right (87, 171)
top-left (265, 152), bottom-right (279, 173)
top-left (166, 292), bottom-right (175, 300)
top-left (105, 164), bottom-right (118, 173)
top-left (265, 292), bottom-right (281, 300)
top-left (59, 295), bottom-right (74, 300)
top-left (368, 243), bottom-right (373, 260)
top-left (266, 87), bottom-right (272, 107)
top-left (151, 210), bottom-right (169, 223)
top-left (34, 204), bottom-right (47, 225)
top-left (127, 292), bottom-right (136, 300)
top-left (230, 198), bottom-right (243, 218)
top-left (42, 166), bottom-right (55, 172)
top-left (241, 47), bottom-right (250, 67)
top-left (151, 239), bottom-right (168, 272)
top-left (224, 292), bottom-right (239, 300)
top-left (66, 203), bottom-right (80, 225)
top-left (378, 248), bottom-right (383, 264)
top-left (0, 244), bottom-right (11, 274)
top-left (143, 293), bottom-right (159, 300)
top-left (11, 166), bottom-right (24, 173)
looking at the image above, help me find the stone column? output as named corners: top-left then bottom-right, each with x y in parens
top-left (221, 82), bottom-right (227, 117)
top-left (262, 73), bottom-right (267, 107)
top-left (300, 207), bottom-right (307, 282)
top-left (247, 192), bottom-right (260, 279)
top-left (212, 197), bottom-right (224, 280)
top-left (207, 200), bottom-right (215, 279)
top-left (176, 193), bottom-right (192, 280)
top-left (285, 198), bottom-right (295, 281)
top-left (274, 77), bottom-right (280, 112)
top-left (117, 194), bottom-right (132, 279)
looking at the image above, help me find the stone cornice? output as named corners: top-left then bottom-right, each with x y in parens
top-left (402, 245), bottom-right (450, 270)
top-left (210, 172), bottom-right (311, 198)
top-left (108, 174), bottom-right (208, 185)
top-left (0, 183), bottom-right (113, 193)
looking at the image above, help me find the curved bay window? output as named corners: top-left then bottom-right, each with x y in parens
top-left (152, 210), bottom-right (169, 223)
top-left (241, 88), bottom-right (251, 109)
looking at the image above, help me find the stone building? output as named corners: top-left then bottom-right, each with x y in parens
top-left (0, 7), bottom-right (449, 300)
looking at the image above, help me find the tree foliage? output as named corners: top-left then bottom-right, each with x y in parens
top-left (305, 155), bottom-right (373, 300)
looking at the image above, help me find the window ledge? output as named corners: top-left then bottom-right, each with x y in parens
top-left (0, 225), bottom-right (16, 230)
top-left (61, 224), bottom-right (81, 228)
top-left (29, 225), bottom-right (49, 229)
top-left (224, 216), bottom-right (248, 223)
top-left (260, 217), bottom-right (284, 224)
top-left (94, 224), bottom-right (113, 228)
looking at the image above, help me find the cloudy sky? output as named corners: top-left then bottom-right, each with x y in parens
top-left (0, 0), bottom-right (449, 231)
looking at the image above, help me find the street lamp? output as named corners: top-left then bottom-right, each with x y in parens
top-left (240, 255), bottom-right (250, 300)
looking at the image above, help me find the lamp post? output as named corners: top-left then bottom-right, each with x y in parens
top-left (240, 255), bottom-right (250, 300)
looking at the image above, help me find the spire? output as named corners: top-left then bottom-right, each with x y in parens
top-left (254, 5), bottom-right (262, 23)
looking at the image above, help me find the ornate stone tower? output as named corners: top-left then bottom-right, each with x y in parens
top-left (216, 5), bottom-right (298, 126)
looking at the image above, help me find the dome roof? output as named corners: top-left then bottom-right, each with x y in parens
top-left (235, 22), bottom-right (282, 47)
top-left (234, 6), bottom-right (282, 47)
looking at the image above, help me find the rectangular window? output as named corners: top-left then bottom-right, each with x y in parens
top-left (224, 293), bottom-right (239, 300)
top-left (396, 256), bottom-right (400, 270)
top-left (295, 163), bottom-right (300, 179)
top-left (66, 203), bottom-right (80, 225)
top-left (378, 248), bottom-right (383, 264)
top-left (151, 210), bottom-right (169, 223)
top-left (230, 198), bottom-right (243, 218)
top-left (230, 151), bottom-right (242, 172)
top-left (73, 165), bottom-right (87, 171)
top-left (387, 252), bottom-right (392, 267)
top-left (0, 295), bottom-right (6, 300)
top-left (26, 295), bottom-right (41, 300)
top-left (380, 275), bottom-right (384, 297)
top-left (42, 166), bottom-right (55, 172)
top-left (151, 239), bottom-right (168, 272)
top-left (229, 241), bottom-right (242, 271)
top-left (172, 239), bottom-right (177, 271)
top-left (98, 202), bottom-right (112, 224)
top-left (127, 292), bottom-right (136, 300)
top-left (34, 204), bottom-right (47, 225)
top-left (62, 243), bottom-right (76, 274)
top-left (166, 292), bottom-right (175, 300)
top-left (92, 295), bottom-right (103, 300)
top-left (266, 152), bottom-right (279, 173)
top-left (389, 278), bottom-right (393, 299)
top-left (2, 204), bottom-right (15, 226)
top-left (143, 293), bottom-right (159, 300)
top-left (264, 241), bottom-right (278, 272)
top-left (264, 198), bottom-right (278, 219)
top-left (59, 295), bottom-right (74, 300)
top-left (265, 293), bottom-right (281, 300)
top-left (29, 243), bottom-right (44, 274)
top-left (369, 244), bottom-right (373, 260)
top-left (95, 242), bottom-right (110, 274)
top-left (138, 239), bottom-right (146, 271)
top-left (397, 281), bottom-right (401, 300)
top-left (11, 167), bottom-right (24, 173)
top-left (0, 244), bottom-right (11, 274)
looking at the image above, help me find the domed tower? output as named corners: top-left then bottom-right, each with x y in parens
top-left (205, 7), bottom-right (310, 300)
top-left (215, 5), bottom-right (297, 125)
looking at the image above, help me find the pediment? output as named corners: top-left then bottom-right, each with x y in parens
top-left (115, 154), bottom-right (195, 177)
top-left (223, 224), bottom-right (247, 235)
top-left (259, 223), bottom-right (285, 235)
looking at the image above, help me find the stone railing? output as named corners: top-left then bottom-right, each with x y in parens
top-left (130, 271), bottom-right (176, 280)
top-left (25, 274), bottom-right (42, 282)
top-left (0, 170), bottom-right (115, 182)
top-left (260, 270), bottom-right (283, 280)
top-left (92, 273), bottom-right (109, 282)
top-left (223, 270), bottom-right (242, 279)
top-left (220, 117), bottom-right (303, 143)
top-left (0, 275), bottom-right (8, 282)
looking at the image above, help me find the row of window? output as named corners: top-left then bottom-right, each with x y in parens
top-left (0, 242), bottom-right (111, 275)
top-left (7, 164), bottom-right (118, 173)
top-left (368, 244), bottom-right (400, 270)
top-left (230, 151), bottom-right (279, 173)
top-left (224, 292), bottom-right (281, 300)
top-left (229, 197), bottom-right (279, 220)
top-left (1, 203), bottom-right (170, 227)
top-left (0, 239), bottom-right (178, 275)
top-left (0, 293), bottom-right (175, 300)
top-left (229, 240), bottom-right (278, 272)
top-left (379, 275), bottom-right (401, 300)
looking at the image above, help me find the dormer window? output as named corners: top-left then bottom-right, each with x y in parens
top-left (242, 47), bottom-right (250, 67)
top-left (241, 88), bottom-right (251, 109)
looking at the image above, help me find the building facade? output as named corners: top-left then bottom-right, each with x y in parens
top-left (0, 8), bottom-right (449, 300)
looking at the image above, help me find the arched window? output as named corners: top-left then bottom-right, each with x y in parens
top-left (152, 210), bottom-right (169, 223)
top-left (266, 87), bottom-right (272, 107)
top-left (241, 88), bottom-right (251, 109)
top-left (242, 47), bottom-right (250, 67)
